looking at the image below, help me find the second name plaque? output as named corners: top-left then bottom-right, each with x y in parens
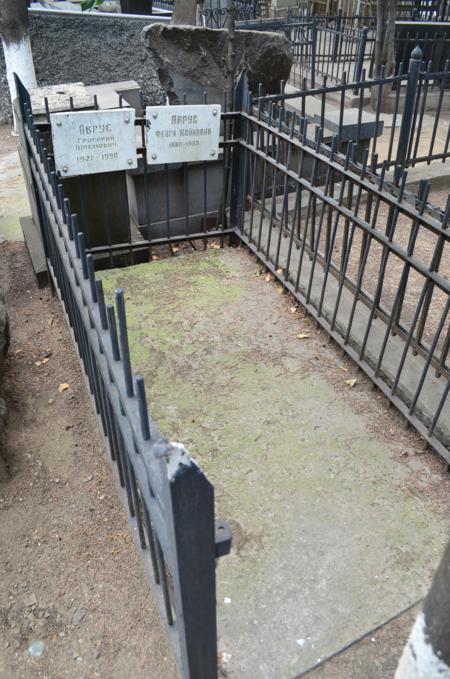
top-left (146, 104), bottom-right (221, 165)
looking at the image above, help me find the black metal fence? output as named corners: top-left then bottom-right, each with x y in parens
top-left (202, 0), bottom-right (256, 28)
top-left (15, 76), bottom-right (232, 679)
top-left (261, 47), bottom-right (450, 174)
top-left (231, 76), bottom-right (450, 460)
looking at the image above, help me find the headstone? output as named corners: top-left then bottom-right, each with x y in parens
top-left (50, 108), bottom-right (137, 177)
top-left (146, 104), bottom-right (221, 165)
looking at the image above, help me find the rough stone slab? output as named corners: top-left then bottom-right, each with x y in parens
top-left (313, 108), bottom-right (384, 141)
top-left (99, 249), bottom-right (449, 679)
top-left (28, 82), bottom-right (95, 115)
top-left (142, 23), bottom-right (293, 103)
top-left (84, 80), bottom-right (142, 113)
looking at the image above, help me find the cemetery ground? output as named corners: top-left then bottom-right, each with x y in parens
top-left (0, 124), bottom-right (449, 678)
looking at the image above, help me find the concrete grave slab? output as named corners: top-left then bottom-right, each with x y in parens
top-left (28, 82), bottom-right (95, 116)
top-left (99, 248), bottom-right (449, 679)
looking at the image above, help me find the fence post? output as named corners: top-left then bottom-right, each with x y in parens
top-left (354, 26), bottom-right (368, 85)
top-left (333, 8), bottom-right (342, 61)
top-left (166, 447), bottom-right (218, 679)
top-left (230, 70), bottom-right (249, 228)
top-left (394, 45), bottom-right (422, 184)
top-left (311, 17), bottom-right (317, 89)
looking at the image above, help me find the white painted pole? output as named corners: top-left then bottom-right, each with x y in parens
top-left (395, 541), bottom-right (450, 679)
top-left (1, 0), bottom-right (37, 131)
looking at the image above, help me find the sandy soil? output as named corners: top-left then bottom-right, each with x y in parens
top-left (0, 240), bottom-right (178, 679)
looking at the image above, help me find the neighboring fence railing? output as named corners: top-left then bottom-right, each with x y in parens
top-left (231, 77), bottom-right (450, 461)
top-left (152, 0), bottom-right (174, 11)
top-left (15, 75), bottom-right (232, 679)
top-left (396, 24), bottom-right (450, 74)
top-left (261, 47), bottom-right (450, 174)
top-left (202, 0), bottom-right (256, 28)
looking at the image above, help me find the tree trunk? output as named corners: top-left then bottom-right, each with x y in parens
top-left (373, 0), bottom-right (398, 77)
top-left (0, 0), bottom-right (37, 129)
top-left (395, 540), bottom-right (450, 679)
top-left (172, 0), bottom-right (198, 24)
top-left (226, 0), bottom-right (236, 111)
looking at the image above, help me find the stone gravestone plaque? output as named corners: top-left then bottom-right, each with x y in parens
top-left (50, 108), bottom-right (137, 177)
top-left (146, 104), bottom-right (221, 165)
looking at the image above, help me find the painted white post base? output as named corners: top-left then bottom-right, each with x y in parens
top-left (395, 612), bottom-right (450, 679)
top-left (2, 37), bottom-right (37, 132)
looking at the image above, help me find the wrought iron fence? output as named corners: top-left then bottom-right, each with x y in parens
top-left (15, 75), bottom-right (232, 679)
top-left (231, 75), bottom-right (450, 461)
top-left (202, 0), bottom-right (256, 28)
top-left (397, 0), bottom-right (450, 21)
top-left (152, 0), bottom-right (174, 11)
top-left (261, 47), bottom-right (450, 173)
top-left (396, 25), bottom-right (450, 74)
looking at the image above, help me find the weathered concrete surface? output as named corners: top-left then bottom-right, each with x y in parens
top-left (100, 248), bottom-right (449, 678)
top-left (0, 11), bottom-right (168, 121)
top-left (142, 23), bottom-right (293, 103)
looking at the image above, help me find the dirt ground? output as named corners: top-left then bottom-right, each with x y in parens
top-left (0, 240), bottom-right (426, 679)
top-left (0, 240), bottom-right (178, 679)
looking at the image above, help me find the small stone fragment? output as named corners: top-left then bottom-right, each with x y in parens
top-left (28, 640), bottom-right (45, 657)
top-left (72, 607), bottom-right (86, 625)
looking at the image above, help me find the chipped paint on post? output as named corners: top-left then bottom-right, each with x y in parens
top-left (167, 441), bottom-right (193, 481)
top-left (395, 612), bottom-right (450, 679)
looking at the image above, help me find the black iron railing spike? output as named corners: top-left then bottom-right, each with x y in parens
top-left (106, 305), bottom-right (120, 361)
top-left (96, 280), bottom-right (108, 330)
top-left (136, 375), bottom-right (151, 441)
top-left (77, 232), bottom-right (88, 279)
top-left (115, 289), bottom-right (134, 398)
top-left (86, 254), bottom-right (97, 303)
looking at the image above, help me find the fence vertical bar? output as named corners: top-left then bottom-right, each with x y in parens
top-left (394, 45), bottom-right (422, 184)
top-left (354, 26), bottom-right (368, 88)
top-left (311, 18), bottom-right (317, 89)
top-left (333, 8), bottom-right (342, 60)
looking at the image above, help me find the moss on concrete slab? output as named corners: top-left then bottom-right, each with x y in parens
top-left (99, 248), bottom-right (449, 678)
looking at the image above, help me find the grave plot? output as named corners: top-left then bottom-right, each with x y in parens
top-left (16, 72), bottom-right (450, 679)
top-left (99, 248), bottom-right (449, 678)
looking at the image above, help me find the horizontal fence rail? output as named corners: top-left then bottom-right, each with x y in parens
top-left (15, 75), bottom-right (231, 679)
top-left (231, 81), bottom-right (450, 460)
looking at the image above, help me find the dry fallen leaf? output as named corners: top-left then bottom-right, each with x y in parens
top-left (48, 318), bottom-right (53, 326)
top-left (289, 306), bottom-right (297, 313)
top-left (345, 378), bottom-right (358, 388)
top-left (35, 361), bottom-right (42, 367)
top-left (276, 284), bottom-right (284, 294)
top-left (265, 273), bottom-right (274, 282)
top-left (297, 333), bottom-right (310, 340)
top-left (276, 268), bottom-right (283, 275)
top-left (41, 357), bottom-right (50, 365)
top-left (58, 383), bottom-right (69, 393)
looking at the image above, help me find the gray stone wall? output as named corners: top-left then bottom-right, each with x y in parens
top-left (0, 10), bottom-right (169, 123)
